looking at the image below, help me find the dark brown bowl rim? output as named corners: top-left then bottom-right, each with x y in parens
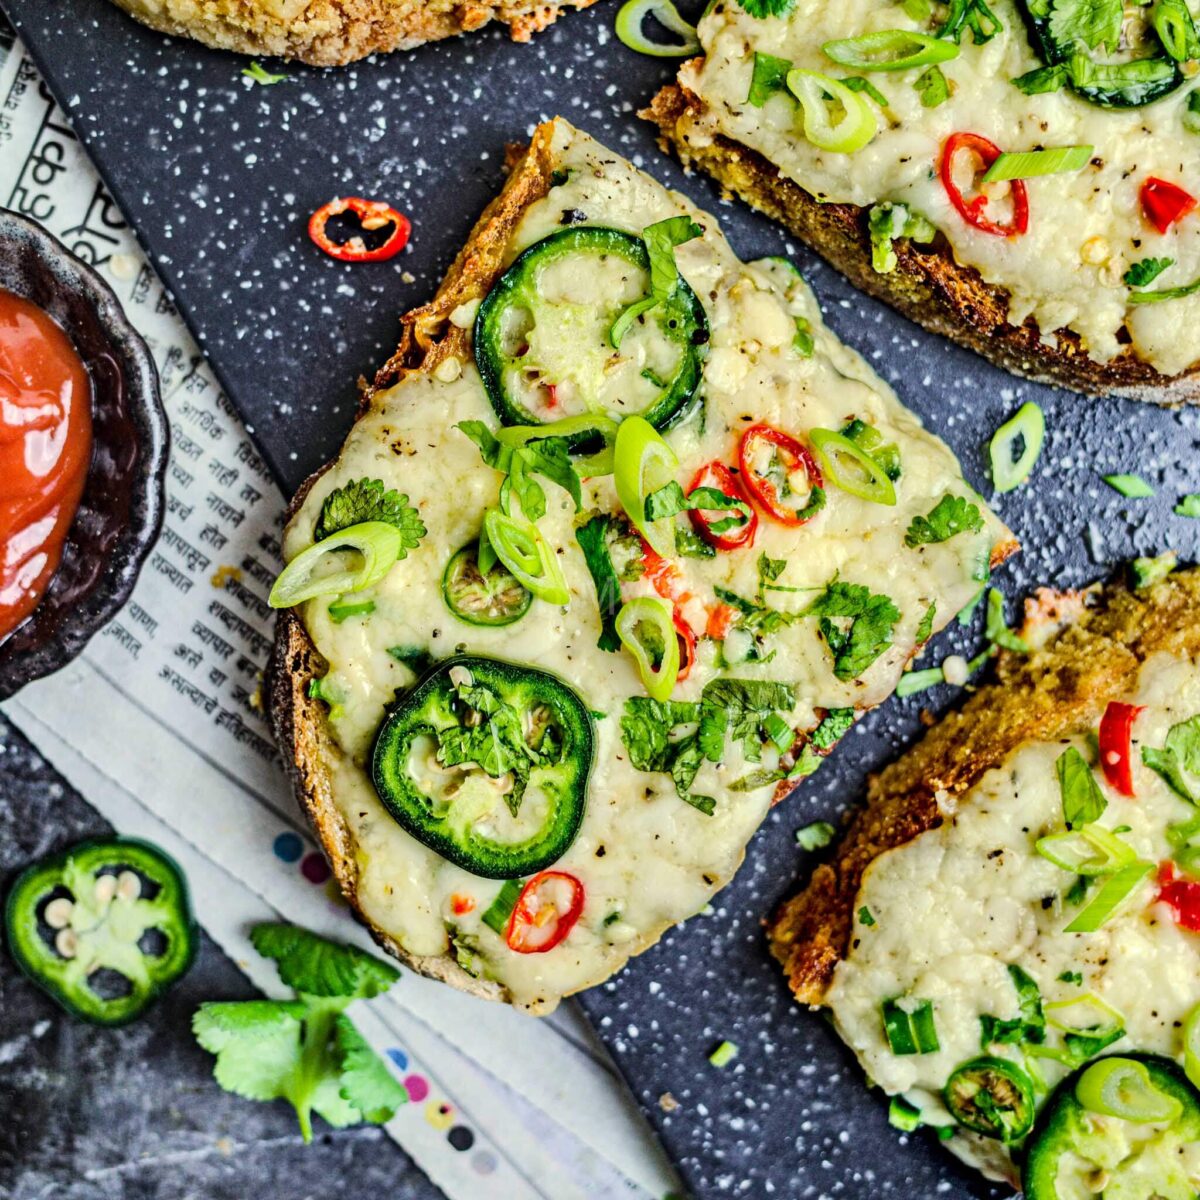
top-left (0, 208), bottom-right (169, 700)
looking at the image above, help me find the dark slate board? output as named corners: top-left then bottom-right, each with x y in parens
top-left (5, 1), bottom-right (1200, 1195)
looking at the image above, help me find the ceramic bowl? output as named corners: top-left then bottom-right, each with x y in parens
top-left (0, 208), bottom-right (168, 701)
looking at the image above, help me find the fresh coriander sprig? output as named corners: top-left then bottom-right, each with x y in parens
top-left (193, 924), bottom-right (407, 1142)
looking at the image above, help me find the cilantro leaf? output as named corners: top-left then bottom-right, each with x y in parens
top-left (905, 495), bottom-right (985, 547)
top-left (916, 602), bottom-right (937, 644)
top-left (644, 481), bottom-right (752, 533)
top-left (843, 76), bottom-right (890, 108)
top-left (1049, 0), bottom-right (1123, 52)
top-left (858, 906), bottom-right (877, 927)
top-left (194, 927), bottom-right (406, 1143)
top-left (938, 0), bottom-right (1003, 43)
top-left (804, 582), bottom-right (900, 681)
top-left (315, 478), bottom-right (427, 548)
top-left (456, 421), bottom-right (581, 520)
top-left (1141, 713), bottom-right (1200, 801)
top-left (1176, 493), bottom-right (1200, 518)
top-left (914, 65), bottom-right (950, 108)
top-left (787, 706), bottom-right (856, 778)
top-left (979, 965), bottom-right (1045, 1048)
top-left (746, 51), bottom-right (793, 106)
top-left (735, 0), bottom-right (796, 18)
top-left (867, 203), bottom-right (936, 275)
top-left (611, 216), bottom-right (703, 348)
top-left (1056, 746), bottom-right (1108, 830)
top-left (243, 62), bottom-right (288, 85)
top-left (676, 528), bottom-right (716, 558)
top-left (575, 514), bottom-right (623, 652)
top-left (701, 679), bottom-right (797, 760)
top-left (249, 923), bottom-right (400, 999)
top-left (334, 1015), bottom-right (408, 1123)
top-left (620, 697), bottom-right (702, 773)
top-left (714, 585), bottom-right (801, 635)
top-left (1123, 257), bottom-right (1174, 287)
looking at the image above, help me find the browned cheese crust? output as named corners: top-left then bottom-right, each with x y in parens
top-left (646, 83), bottom-right (1200, 405)
top-left (266, 123), bottom-right (562, 1000)
top-left (767, 567), bottom-right (1200, 1006)
top-left (109, 0), bottom-right (596, 66)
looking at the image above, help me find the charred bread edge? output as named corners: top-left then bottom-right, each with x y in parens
top-left (768, 567), bottom-right (1200, 1007)
top-left (646, 82), bottom-right (1200, 405)
top-left (110, 0), bottom-right (599, 68)
top-left (267, 117), bottom-right (1018, 1003)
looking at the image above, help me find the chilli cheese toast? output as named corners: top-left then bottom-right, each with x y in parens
top-left (268, 117), bottom-right (1014, 1014)
top-left (109, 0), bottom-right (596, 65)
top-left (769, 565), bottom-right (1200, 1189)
top-left (649, 0), bottom-right (1200, 401)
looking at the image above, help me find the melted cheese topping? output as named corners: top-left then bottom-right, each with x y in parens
top-left (286, 119), bottom-right (1010, 1013)
top-left (827, 650), bottom-right (1200, 1179)
top-left (679, 0), bottom-right (1200, 375)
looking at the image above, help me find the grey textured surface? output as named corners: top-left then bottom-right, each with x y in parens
top-left (0, 713), bottom-right (444, 1200)
top-left (3, 1), bottom-right (1200, 1197)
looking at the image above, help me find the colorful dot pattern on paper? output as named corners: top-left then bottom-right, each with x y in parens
top-left (384, 1048), bottom-right (484, 1159)
top-left (272, 832), bottom-right (303, 862)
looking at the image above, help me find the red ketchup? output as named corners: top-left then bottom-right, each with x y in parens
top-left (0, 290), bottom-right (92, 641)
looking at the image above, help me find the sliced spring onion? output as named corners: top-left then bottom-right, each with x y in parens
top-left (989, 402), bottom-right (1044, 493)
top-left (786, 69), bottom-right (878, 154)
top-left (888, 1096), bottom-right (922, 1132)
top-left (796, 820), bottom-right (836, 850)
top-left (1102, 473), bottom-right (1155, 498)
top-left (914, 65), bottom-right (951, 107)
top-left (1152, 0), bottom-right (1200, 63)
top-left (497, 414), bottom-right (620, 476)
top-left (614, 0), bottom-right (700, 58)
top-left (614, 416), bottom-right (680, 558)
top-left (1036, 824), bottom-right (1137, 875)
top-left (268, 521), bottom-right (403, 608)
top-left (481, 879), bottom-right (524, 936)
top-left (882, 998), bottom-right (939, 1055)
top-left (616, 596), bottom-right (680, 701)
top-left (1185, 1004), bottom-right (1200, 1089)
top-left (808, 428), bottom-right (897, 505)
top-left (1045, 993), bottom-right (1125, 1040)
top-left (1075, 1057), bottom-right (1183, 1124)
top-left (981, 145), bottom-right (1093, 183)
top-left (896, 667), bottom-right (946, 698)
top-left (1063, 859), bottom-right (1154, 933)
top-left (482, 509), bottom-right (570, 606)
top-left (328, 597), bottom-right (376, 623)
top-left (709, 1040), bottom-right (739, 1068)
top-left (821, 29), bottom-right (958, 72)
top-left (1128, 274), bottom-right (1200, 305)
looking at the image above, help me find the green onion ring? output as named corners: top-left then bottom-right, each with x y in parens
top-left (988, 401), bottom-right (1045, 493)
top-left (482, 509), bottom-right (570, 606)
top-left (615, 0), bottom-right (700, 57)
top-left (786, 69), bottom-right (878, 154)
top-left (1185, 1004), bottom-right (1200, 1089)
top-left (808, 428), bottom-right (897, 505)
top-left (981, 145), bottom-right (1093, 183)
top-left (1064, 859), bottom-right (1154, 933)
top-left (821, 29), bottom-right (958, 72)
top-left (613, 415), bottom-right (680, 558)
top-left (616, 596), bottom-right (680, 701)
top-left (269, 521), bottom-right (403, 608)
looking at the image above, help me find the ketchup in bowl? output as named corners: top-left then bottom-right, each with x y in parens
top-left (0, 290), bottom-right (93, 642)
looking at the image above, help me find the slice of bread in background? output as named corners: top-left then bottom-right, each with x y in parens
top-left (110, 0), bottom-right (596, 66)
top-left (647, 83), bottom-right (1200, 405)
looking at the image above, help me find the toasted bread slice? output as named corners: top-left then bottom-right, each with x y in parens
top-left (110, 0), bottom-right (596, 65)
top-left (648, 14), bottom-right (1200, 405)
top-left (768, 566), bottom-right (1200, 1181)
top-left (268, 117), bottom-right (1015, 1012)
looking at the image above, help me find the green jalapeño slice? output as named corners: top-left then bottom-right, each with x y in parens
top-left (473, 226), bottom-right (708, 436)
top-left (5, 838), bottom-right (197, 1025)
top-left (370, 656), bottom-right (593, 879)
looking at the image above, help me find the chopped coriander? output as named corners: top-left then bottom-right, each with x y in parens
top-left (979, 964), bottom-right (1045, 1048)
top-left (1102, 473), bottom-right (1155, 499)
top-left (843, 75), bottom-right (890, 107)
top-left (193, 924), bottom-right (405, 1142)
top-left (575, 514), bottom-right (623, 652)
top-left (387, 645), bottom-right (434, 676)
top-left (1057, 746), bottom-right (1108, 829)
top-left (914, 64), bottom-right (951, 107)
top-left (676, 528), bottom-right (717, 558)
top-left (905, 495), bottom-right (985, 547)
top-left (805, 581), bottom-right (900, 681)
top-left (787, 707), bottom-right (856, 778)
top-left (604, 911), bottom-right (621, 926)
top-left (307, 675), bottom-right (344, 720)
top-left (867, 203), bottom-right (936, 275)
top-left (796, 821), bottom-right (836, 850)
top-left (1141, 713), bottom-right (1200, 802)
top-left (957, 585), bottom-right (986, 626)
top-left (1187, 91), bottom-right (1200, 134)
top-left (746, 50), bottom-right (793, 105)
top-left (1175, 493), bottom-right (1200, 518)
top-left (915, 601), bottom-right (937, 644)
top-left (1123, 257), bottom-right (1174, 288)
top-left (611, 216), bottom-right (703, 347)
top-left (858, 905), bottom-right (876, 927)
top-left (481, 879), bottom-right (524, 936)
top-left (1066, 875), bottom-right (1092, 907)
top-left (457, 421), bottom-right (581, 520)
top-left (314, 477), bottom-right (427, 547)
top-left (793, 316), bottom-right (815, 357)
top-left (1058, 971), bottom-right (1083, 986)
top-left (708, 1039), bottom-right (739, 1067)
